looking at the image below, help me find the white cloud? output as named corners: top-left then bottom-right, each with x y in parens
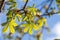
top-left (45, 22), bottom-right (60, 40)
top-left (53, 22), bottom-right (60, 39)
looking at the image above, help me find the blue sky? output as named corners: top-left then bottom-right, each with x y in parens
top-left (0, 0), bottom-right (60, 40)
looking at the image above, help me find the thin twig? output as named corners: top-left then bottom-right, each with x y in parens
top-left (41, 12), bottom-right (58, 17)
top-left (46, 0), bottom-right (53, 13)
top-left (36, 26), bottom-right (44, 40)
top-left (39, 0), bottom-right (48, 11)
top-left (23, 0), bottom-right (28, 9)
top-left (36, 12), bottom-right (58, 18)
top-left (17, 0), bottom-right (28, 12)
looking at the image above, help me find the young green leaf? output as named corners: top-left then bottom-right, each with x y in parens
top-left (1, 22), bottom-right (7, 26)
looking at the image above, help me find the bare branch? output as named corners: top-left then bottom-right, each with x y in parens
top-left (46, 0), bottom-right (53, 13)
top-left (0, 0), bottom-right (5, 12)
top-left (23, 0), bottom-right (28, 9)
top-left (17, 0), bottom-right (28, 12)
top-left (36, 12), bottom-right (58, 18)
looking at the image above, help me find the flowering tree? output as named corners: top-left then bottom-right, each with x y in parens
top-left (0, 0), bottom-right (60, 40)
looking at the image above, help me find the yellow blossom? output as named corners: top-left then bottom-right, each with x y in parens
top-left (37, 19), bottom-right (43, 28)
top-left (29, 26), bottom-right (32, 35)
top-left (22, 23), bottom-right (39, 35)
top-left (33, 24), bottom-right (39, 30)
top-left (2, 25), bottom-right (8, 33)
top-left (42, 18), bottom-right (48, 27)
top-left (2, 20), bottom-right (18, 34)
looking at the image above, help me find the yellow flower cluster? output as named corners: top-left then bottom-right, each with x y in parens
top-left (21, 18), bottom-right (47, 35)
top-left (22, 23), bottom-right (39, 35)
top-left (27, 7), bottom-right (37, 15)
top-left (2, 20), bottom-right (18, 34)
top-left (37, 18), bottom-right (48, 27)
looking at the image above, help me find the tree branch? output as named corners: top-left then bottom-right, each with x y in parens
top-left (0, 0), bottom-right (5, 12)
top-left (23, 0), bottom-right (28, 10)
top-left (17, 0), bottom-right (28, 12)
top-left (39, 0), bottom-right (48, 11)
top-left (46, 0), bottom-right (53, 13)
top-left (36, 12), bottom-right (58, 18)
